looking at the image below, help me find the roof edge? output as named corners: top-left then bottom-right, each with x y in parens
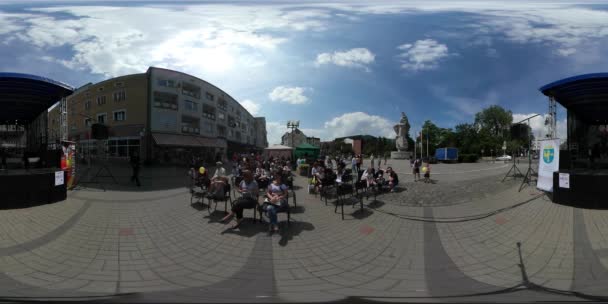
top-left (539, 73), bottom-right (608, 95)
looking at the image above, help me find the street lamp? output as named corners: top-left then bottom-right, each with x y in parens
top-left (287, 120), bottom-right (299, 148)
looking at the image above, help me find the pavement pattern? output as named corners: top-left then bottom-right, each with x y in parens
top-left (1, 160), bottom-right (608, 302)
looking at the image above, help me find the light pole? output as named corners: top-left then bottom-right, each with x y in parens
top-left (286, 120), bottom-right (299, 148)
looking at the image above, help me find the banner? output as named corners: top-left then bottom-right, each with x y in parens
top-left (537, 139), bottom-right (560, 192)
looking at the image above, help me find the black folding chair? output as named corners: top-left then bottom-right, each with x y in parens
top-left (334, 179), bottom-right (363, 220)
top-left (207, 183), bottom-right (232, 215)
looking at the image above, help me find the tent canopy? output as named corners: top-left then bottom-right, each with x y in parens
top-left (294, 143), bottom-right (320, 159)
top-left (265, 144), bottom-right (293, 150)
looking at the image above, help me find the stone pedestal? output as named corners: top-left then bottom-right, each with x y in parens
top-left (391, 151), bottom-right (410, 159)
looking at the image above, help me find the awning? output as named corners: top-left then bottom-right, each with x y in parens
top-left (152, 133), bottom-right (227, 148)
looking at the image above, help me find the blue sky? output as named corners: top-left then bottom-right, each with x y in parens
top-left (2, 1), bottom-right (608, 144)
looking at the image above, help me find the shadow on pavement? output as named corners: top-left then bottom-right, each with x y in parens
top-left (290, 205), bottom-right (306, 214)
top-left (278, 221), bottom-right (315, 246)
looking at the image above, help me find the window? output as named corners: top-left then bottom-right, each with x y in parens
top-left (97, 113), bottom-right (107, 124)
top-left (218, 112), bottom-right (225, 121)
top-left (85, 100), bottom-right (91, 110)
top-left (181, 116), bottom-right (200, 134)
top-left (184, 100), bottom-right (198, 112)
top-left (113, 110), bottom-right (126, 121)
top-left (157, 79), bottom-right (176, 88)
top-left (98, 87), bottom-right (104, 92)
top-left (107, 137), bottom-right (139, 158)
top-left (113, 90), bottom-right (126, 102)
top-left (205, 92), bottom-right (214, 101)
top-left (84, 118), bottom-right (92, 127)
top-left (96, 96), bottom-right (106, 105)
top-left (203, 104), bottom-right (216, 120)
top-left (217, 98), bottom-right (227, 111)
top-left (203, 121), bottom-right (214, 134)
top-left (153, 91), bottom-right (178, 110)
top-left (235, 131), bottom-right (241, 140)
top-left (182, 83), bottom-right (201, 98)
top-left (228, 115), bottom-right (236, 127)
top-left (217, 125), bottom-right (227, 137)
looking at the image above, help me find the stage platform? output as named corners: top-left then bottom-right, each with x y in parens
top-left (0, 168), bottom-right (67, 207)
top-left (553, 169), bottom-right (608, 208)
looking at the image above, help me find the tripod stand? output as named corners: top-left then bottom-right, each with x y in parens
top-left (87, 162), bottom-right (118, 191)
top-left (502, 158), bottom-right (523, 182)
top-left (519, 156), bottom-right (536, 192)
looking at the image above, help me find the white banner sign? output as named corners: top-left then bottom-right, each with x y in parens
top-left (537, 139), bottom-right (560, 192)
top-left (55, 171), bottom-right (64, 186)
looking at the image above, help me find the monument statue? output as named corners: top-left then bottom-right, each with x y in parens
top-left (391, 112), bottom-right (411, 159)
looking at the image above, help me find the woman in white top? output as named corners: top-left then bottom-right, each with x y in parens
top-left (264, 175), bottom-right (289, 232)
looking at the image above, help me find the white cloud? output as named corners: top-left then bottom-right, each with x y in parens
top-left (318, 1), bottom-right (608, 59)
top-left (397, 39), bottom-right (449, 71)
top-left (315, 48), bottom-right (375, 71)
top-left (268, 86), bottom-right (310, 105)
top-left (2, 4), bottom-right (334, 78)
top-left (323, 112), bottom-right (395, 139)
top-left (266, 121), bottom-right (286, 145)
top-left (266, 112), bottom-right (396, 144)
top-left (240, 99), bottom-right (261, 116)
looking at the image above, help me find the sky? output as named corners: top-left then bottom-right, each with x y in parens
top-left (2, 1), bottom-right (608, 145)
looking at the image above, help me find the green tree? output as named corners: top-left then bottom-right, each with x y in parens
top-left (474, 105), bottom-right (513, 139)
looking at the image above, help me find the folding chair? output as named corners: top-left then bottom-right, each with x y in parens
top-left (207, 183), bottom-right (232, 215)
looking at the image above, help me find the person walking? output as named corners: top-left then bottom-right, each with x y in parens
top-left (130, 150), bottom-right (141, 187)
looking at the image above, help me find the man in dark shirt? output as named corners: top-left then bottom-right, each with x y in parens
top-left (387, 166), bottom-right (399, 192)
top-left (130, 151), bottom-right (141, 187)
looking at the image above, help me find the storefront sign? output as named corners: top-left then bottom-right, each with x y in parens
top-left (558, 173), bottom-right (570, 189)
top-left (537, 139), bottom-right (560, 192)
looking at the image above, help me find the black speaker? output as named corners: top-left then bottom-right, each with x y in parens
top-left (510, 123), bottom-right (529, 141)
top-left (91, 123), bottom-right (109, 140)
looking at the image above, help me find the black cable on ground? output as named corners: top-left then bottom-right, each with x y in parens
top-left (364, 193), bottom-right (544, 223)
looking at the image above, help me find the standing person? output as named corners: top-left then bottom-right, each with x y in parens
top-left (387, 167), bottom-right (399, 192)
top-left (356, 154), bottom-right (362, 173)
top-left (423, 161), bottom-right (431, 183)
top-left (351, 154), bottom-right (357, 175)
top-left (222, 170), bottom-right (259, 229)
top-left (264, 175), bottom-right (289, 232)
top-left (130, 150), bottom-right (141, 187)
top-left (370, 153), bottom-right (375, 169)
top-left (384, 153), bottom-right (388, 165)
top-left (414, 157), bottom-right (421, 181)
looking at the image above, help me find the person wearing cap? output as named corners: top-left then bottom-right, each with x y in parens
top-left (207, 161), bottom-right (227, 199)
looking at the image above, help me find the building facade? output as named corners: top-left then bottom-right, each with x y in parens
top-left (281, 129), bottom-right (320, 148)
top-left (63, 67), bottom-right (267, 164)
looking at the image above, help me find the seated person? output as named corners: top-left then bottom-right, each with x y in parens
top-left (196, 166), bottom-right (210, 189)
top-left (256, 167), bottom-right (270, 189)
top-left (207, 161), bottom-right (228, 199)
top-left (362, 167), bottom-right (376, 188)
top-left (374, 169), bottom-right (386, 191)
top-left (222, 170), bottom-right (259, 229)
top-left (264, 175), bottom-right (289, 232)
top-left (311, 162), bottom-right (325, 192)
top-left (387, 167), bottom-right (399, 192)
